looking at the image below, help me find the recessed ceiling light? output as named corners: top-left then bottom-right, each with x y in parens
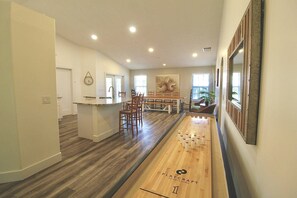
top-left (239, 48), bottom-right (244, 53)
top-left (148, 48), bottom-right (154, 53)
top-left (192, 53), bottom-right (198, 58)
top-left (129, 26), bottom-right (137, 33)
top-left (91, 34), bottom-right (98, 40)
top-left (126, 59), bottom-right (131, 63)
top-left (163, 63), bottom-right (166, 66)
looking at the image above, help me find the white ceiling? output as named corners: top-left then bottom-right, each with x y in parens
top-left (10, 0), bottom-right (223, 70)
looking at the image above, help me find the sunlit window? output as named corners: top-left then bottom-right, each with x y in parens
top-left (105, 75), bottom-right (122, 97)
top-left (232, 72), bottom-right (241, 102)
top-left (106, 77), bottom-right (113, 97)
top-left (192, 74), bottom-right (209, 99)
top-left (134, 75), bottom-right (147, 95)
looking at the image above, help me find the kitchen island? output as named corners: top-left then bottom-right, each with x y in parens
top-left (74, 97), bottom-right (130, 142)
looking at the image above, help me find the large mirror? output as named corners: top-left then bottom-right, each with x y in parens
top-left (226, 0), bottom-right (263, 145)
top-left (229, 43), bottom-right (244, 108)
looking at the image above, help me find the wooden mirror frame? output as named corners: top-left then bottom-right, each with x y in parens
top-left (226, 0), bottom-right (263, 145)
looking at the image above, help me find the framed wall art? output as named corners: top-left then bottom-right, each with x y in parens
top-left (156, 74), bottom-right (179, 93)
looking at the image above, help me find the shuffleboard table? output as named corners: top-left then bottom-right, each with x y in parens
top-left (114, 113), bottom-right (229, 198)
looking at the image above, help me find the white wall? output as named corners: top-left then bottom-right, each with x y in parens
top-left (96, 53), bottom-right (130, 96)
top-left (130, 66), bottom-right (215, 102)
top-left (217, 0), bottom-right (297, 197)
top-left (0, 1), bottom-right (21, 173)
top-left (55, 36), bottom-right (130, 113)
top-left (81, 47), bottom-right (97, 97)
top-left (55, 36), bottom-right (82, 114)
top-left (0, 2), bottom-right (129, 182)
top-left (0, 2), bottom-right (61, 182)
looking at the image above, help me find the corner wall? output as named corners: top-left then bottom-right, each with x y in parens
top-left (0, 1), bottom-right (21, 173)
top-left (0, 2), bottom-right (61, 183)
top-left (217, 0), bottom-right (297, 197)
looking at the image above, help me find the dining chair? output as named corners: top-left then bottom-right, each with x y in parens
top-left (137, 93), bottom-right (144, 126)
top-left (147, 91), bottom-right (155, 109)
top-left (155, 92), bottom-right (163, 109)
top-left (163, 93), bottom-right (172, 110)
top-left (147, 91), bottom-right (154, 96)
top-left (131, 89), bottom-right (136, 97)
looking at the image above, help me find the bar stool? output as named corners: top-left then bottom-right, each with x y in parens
top-left (119, 96), bottom-right (139, 134)
top-left (118, 91), bottom-right (127, 109)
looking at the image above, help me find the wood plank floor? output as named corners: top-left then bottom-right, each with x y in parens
top-left (0, 112), bottom-right (182, 198)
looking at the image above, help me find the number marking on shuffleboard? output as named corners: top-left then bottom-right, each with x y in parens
top-left (172, 186), bottom-right (179, 194)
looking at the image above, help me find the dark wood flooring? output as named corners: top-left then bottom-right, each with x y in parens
top-left (0, 112), bottom-right (181, 198)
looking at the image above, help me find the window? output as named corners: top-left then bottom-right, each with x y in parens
top-left (106, 76), bottom-right (113, 97)
top-left (115, 76), bottom-right (122, 95)
top-left (232, 72), bottom-right (241, 103)
top-left (134, 75), bottom-right (147, 95)
top-left (192, 74), bottom-right (209, 99)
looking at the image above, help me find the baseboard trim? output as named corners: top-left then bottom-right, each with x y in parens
top-left (0, 152), bottom-right (62, 183)
top-left (93, 128), bottom-right (118, 142)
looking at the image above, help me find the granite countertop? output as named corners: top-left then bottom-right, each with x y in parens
top-left (73, 97), bottom-right (130, 105)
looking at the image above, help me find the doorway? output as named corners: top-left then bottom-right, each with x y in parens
top-left (105, 74), bottom-right (123, 97)
top-left (56, 68), bottom-right (73, 116)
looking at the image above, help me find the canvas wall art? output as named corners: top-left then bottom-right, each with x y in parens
top-left (156, 74), bottom-right (179, 93)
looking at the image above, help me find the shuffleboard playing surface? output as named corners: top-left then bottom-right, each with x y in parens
top-left (129, 115), bottom-right (213, 198)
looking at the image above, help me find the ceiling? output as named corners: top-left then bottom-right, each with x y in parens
top-left (9, 0), bottom-right (223, 70)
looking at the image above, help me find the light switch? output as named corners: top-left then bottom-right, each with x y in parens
top-left (42, 96), bottom-right (51, 104)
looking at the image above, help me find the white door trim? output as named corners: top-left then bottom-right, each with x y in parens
top-left (56, 67), bottom-right (74, 116)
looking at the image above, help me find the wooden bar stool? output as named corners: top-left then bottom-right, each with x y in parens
top-left (119, 96), bottom-right (139, 134)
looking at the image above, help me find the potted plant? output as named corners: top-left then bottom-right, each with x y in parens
top-left (200, 89), bottom-right (215, 106)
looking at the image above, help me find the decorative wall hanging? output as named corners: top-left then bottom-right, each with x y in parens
top-left (84, 71), bottom-right (94, 85)
top-left (156, 74), bottom-right (179, 93)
